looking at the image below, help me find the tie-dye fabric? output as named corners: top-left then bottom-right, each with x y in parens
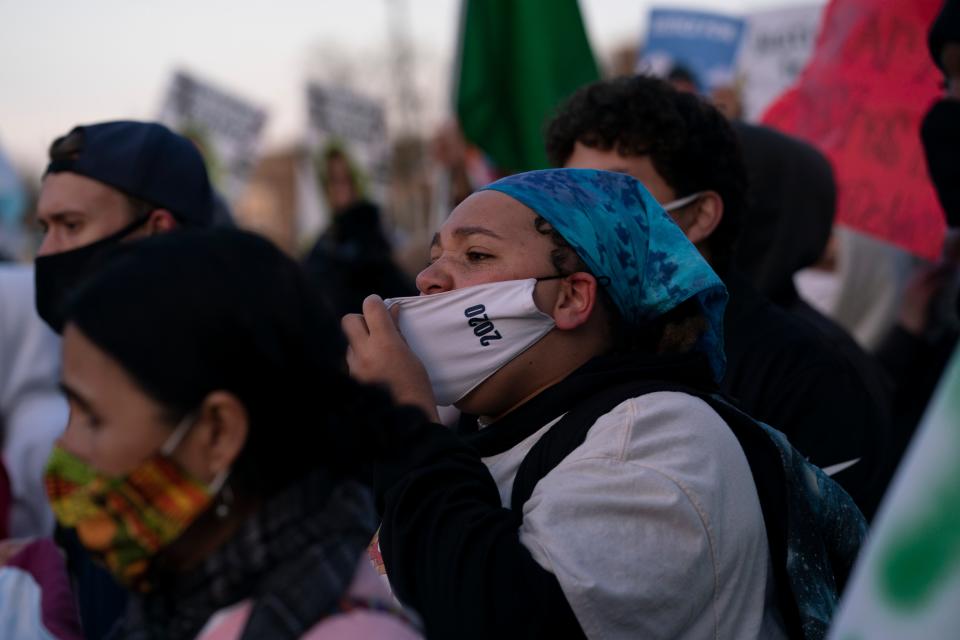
top-left (481, 168), bottom-right (728, 379)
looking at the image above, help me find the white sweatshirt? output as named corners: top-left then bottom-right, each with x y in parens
top-left (482, 391), bottom-right (787, 640)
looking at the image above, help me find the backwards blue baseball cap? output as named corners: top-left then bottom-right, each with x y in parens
top-left (45, 120), bottom-right (214, 228)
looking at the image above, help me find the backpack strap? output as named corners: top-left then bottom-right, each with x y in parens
top-left (508, 380), bottom-right (804, 640)
top-left (697, 395), bottom-right (803, 639)
top-left (509, 380), bottom-right (689, 511)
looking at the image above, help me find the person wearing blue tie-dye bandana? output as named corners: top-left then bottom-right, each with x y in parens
top-left (344, 168), bottom-right (863, 640)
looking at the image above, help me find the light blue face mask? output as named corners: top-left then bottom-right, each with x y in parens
top-left (660, 191), bottom-right (705, 213)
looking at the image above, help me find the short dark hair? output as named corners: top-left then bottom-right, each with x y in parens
top-left (65, 229), bottom-right (405, 499)
top-left (125, 195), bottom-right (156, 220)
top-left (48, 129), bottom-right (84, 163)
top-left (545, 75), bottom-right (748, 271)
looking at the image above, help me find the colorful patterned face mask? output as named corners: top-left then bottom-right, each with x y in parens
top-left (44, 415), bottom-right (224, 591)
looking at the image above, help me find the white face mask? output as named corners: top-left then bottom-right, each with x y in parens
top-left (660, 191), bottom-right (705, 212)
top-left (384, 278), bottom-right (557, 406)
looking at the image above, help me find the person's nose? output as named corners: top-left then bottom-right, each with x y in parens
top-left (416, 258), bottom-right (456, 294)
top-left (56, 419), bottom-right (84, 458)
top-left (36, 231), bottom-right (63, 257)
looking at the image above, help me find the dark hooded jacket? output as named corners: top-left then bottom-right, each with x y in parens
top-left (725, 122), bottom-right (895, 517)
top-left (303, 201), bottom-right (416, 317)
top-left (732, 122), bottom-right (835, 304)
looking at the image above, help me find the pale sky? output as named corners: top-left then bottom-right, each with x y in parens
top-left (0, 0), bottom-right (817, 174)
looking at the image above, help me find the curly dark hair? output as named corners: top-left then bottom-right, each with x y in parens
top-left (544, 75), bottom-right (748, 271)
top-left (66, 228), bottom-right (410, 499)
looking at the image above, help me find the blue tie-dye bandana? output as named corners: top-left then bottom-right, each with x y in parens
top-left (481, 168), bottom-right (728, 380)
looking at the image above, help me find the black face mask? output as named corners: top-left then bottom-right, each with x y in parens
top-left (921, 98), bottom-right (960, 229)
top-left (35, 216), bottom-right (149, 334)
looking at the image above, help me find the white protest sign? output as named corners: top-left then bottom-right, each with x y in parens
top-left (158, 70), bottom-right (267, 202)
top-left (737, 5), bottom-right (824, 121)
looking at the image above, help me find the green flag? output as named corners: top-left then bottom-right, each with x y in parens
top-left (455, 0), bottom-right (600, 174)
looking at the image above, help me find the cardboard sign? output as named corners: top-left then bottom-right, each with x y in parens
top-left (298, 84), bottom-right (390, 241)
top-left (158, 71), bottom-right (266, 203)
top-left (827, 347), bottom-right (960, 638)
top-left (738, 5), bottom-right (824, 122)
top-left (639, 8), bottom-right (746, 92)
top-left (762, 0), bottom-right (946, 260)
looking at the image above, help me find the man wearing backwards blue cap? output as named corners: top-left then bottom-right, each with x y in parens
top-left (35, 120), bottom-right (214, 333)
top-left (4, 124), bottom-right (218, 580)
top-left (26, 120), bottom-right (214, 639)
top-left (344, 169), bottom-right (864, 639)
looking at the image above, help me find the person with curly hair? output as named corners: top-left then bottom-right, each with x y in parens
top-left (346, 168), bottom-right (865, 639)
top-left (546, 75), bottom-right (892, 517)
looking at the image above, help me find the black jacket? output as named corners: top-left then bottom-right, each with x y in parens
top-left (732, 122), bottom-right (835, 304)
top-left (722, 271), bottom-right (892, 518)
top-left (303, 201), bottom-right (415, 317)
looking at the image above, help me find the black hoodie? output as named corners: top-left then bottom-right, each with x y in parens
top-left (728, 123), bottom-right (896, 516)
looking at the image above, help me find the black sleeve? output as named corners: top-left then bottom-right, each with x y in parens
top-left (875, 325), bottom-right (956, 467)
top-left (874, 325), bottom-right (928, 393)
top-left (770, 363), bottom-right (889, 519)
top-left (55, 525), bottom-right (128, 639)
top-left (374, 418), bottom-right (584, 639)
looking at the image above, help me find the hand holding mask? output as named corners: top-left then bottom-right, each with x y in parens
top-left (342, 295), bottom-right (440, 422)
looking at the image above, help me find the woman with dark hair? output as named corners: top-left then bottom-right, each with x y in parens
top-left (345, 169), bottom-right (866, 639)
top-left (44, 229), bottom-right (422, 639)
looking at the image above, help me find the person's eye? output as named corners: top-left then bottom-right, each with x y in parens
top-left (67, 403), bottom-right (102, 431)
top-left (466, 250), bottom-right (493, 262)
top-left (64, 220), bottom-right (82, 233)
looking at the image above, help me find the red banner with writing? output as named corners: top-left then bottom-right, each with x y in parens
top-left (762, 0), bottom-right (946, 260)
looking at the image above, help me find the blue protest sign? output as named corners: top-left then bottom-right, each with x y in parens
top-left (640, 8), bottom-right (746, 92)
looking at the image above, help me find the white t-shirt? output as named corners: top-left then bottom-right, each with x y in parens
top-left (482, 391), bottom-right (787, 640)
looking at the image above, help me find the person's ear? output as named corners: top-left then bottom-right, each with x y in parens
top-left (145, 209), bottom-right (179, 235)
top-left (674, 191), bottom-right (723, 246)
top-left (183, 391), bottom-right (249, 484)
top-left (551, 272), bottom-right (599, 330)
